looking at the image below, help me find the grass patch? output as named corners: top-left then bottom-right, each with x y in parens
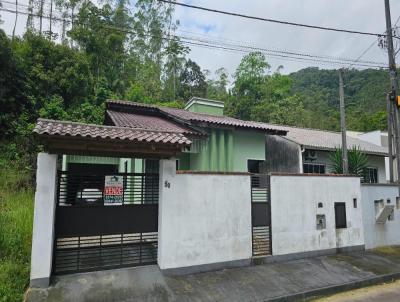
top-left (0, 159), bottom-right (34, 302)
top-left (372, 246), bottom-right (400, 256)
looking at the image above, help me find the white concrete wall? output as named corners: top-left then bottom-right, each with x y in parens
top-left (158, 159), bottom-right (252, 270)
top-left (361, 184), bottom-right (400, 249)
top-left (30, 153), bottom-right (58, 287)
top-left (270, 175), bottom-right (364, 256)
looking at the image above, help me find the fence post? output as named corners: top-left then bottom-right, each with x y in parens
top-left (30, 152), bottom-right (58, 288)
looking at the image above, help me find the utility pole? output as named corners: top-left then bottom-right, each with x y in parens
top-left (387, 93), bottom-right (394, 182)
top-left (339, 69), bottom-right (348, 174)
top-left (384, 0), bottom-right (400, 188)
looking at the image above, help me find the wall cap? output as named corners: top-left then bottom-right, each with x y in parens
top-left (270, 172), bottom-right (360, 178)
top-left (176, 170), bottom-right (250, 176)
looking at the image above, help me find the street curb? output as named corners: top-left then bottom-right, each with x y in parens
top-left (264, 272), bottom-right (400, 302)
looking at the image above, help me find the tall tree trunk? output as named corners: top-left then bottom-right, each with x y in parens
top-left (12, 0), bottom-right (18, 39)
top-left (49, 0), bottom-right (53, 38)
top-left (61, 10), bottom-right (66, 43)
top-left (39, 0), bottom-right (44, 34)
top-left (26, 0), bottom-right (33, 30)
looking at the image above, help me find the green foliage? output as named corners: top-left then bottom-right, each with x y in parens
top-left (0, 160), bottom-right (34, 301)
top-left (289, 67), bottom-right (391, 131)
top-left (330, 147), bottom-right (369, 176)
top-left (179, 59), bottom-right (207, 100)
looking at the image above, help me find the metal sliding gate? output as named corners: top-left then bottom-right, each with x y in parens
top-left (251, 174), bottom-right (272, 257)
top-left (53, 171), bottom-right (159, 275)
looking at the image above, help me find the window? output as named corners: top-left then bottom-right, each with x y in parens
top-left (176, 159), bottom-right (180, 170)
top-left (303, 163), bottom-right (326, 174)
top-left (363, 167), bottom-right (378, 183)
top-left (247, 160), bottom-right (264, 174)
top-left (334, 202), bottom-right (347, 229)
top-left (353, 198), bottom-right (357, 208)
top-left (396, 197), bottom-right (400, 209)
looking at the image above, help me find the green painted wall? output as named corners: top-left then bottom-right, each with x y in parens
top-left (183, 129), bottom-right (265, 172)
top-left (232, 130), bottom-right (266, 172)
top-left (62, 130), bottom-right (266, 173)
top-left (187, 103), bottom-right (224, 116)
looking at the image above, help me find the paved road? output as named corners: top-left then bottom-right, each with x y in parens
top-left (313, 280), bottom-right (400, 302)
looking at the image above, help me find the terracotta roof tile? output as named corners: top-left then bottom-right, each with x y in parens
top-left (107, 100), bottom-right (287, 134)
top-left (106, 110), bottom-right (197, 134)
top-left (33, 118), bottom-right (192, 146)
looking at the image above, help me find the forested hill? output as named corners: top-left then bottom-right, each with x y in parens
top-left (288, 67), bottom-right (391, 132)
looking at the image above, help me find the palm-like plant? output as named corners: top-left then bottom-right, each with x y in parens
top-left (330, 146), bottom-right (368, 177)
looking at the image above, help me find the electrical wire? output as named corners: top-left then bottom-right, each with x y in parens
top-left (157, 0), bottom-right (389, 38)
top-left (0, 6), bottom-right (387, 69)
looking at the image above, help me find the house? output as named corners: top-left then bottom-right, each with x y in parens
top-left (29, 97), bottom-right (394, 289)
top-left (63, 98), bottom-right (388, 183)
top-left (62, 98), bottom-right (286, 175)
top-left (263, 126), bottom-right (388, 183)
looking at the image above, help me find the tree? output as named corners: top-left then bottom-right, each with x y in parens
top-left (179, 59), bottom-right (207, 100)
top-left (227, 52), bottom-right (270, 120)
top-left (0, 30), bottom-right (27, 139)
top-left (206, 67), bottom-right (229, 101)
top-left (67, 0), bottom-right (129, 94)
top-left (163, 36), bottom-right (189, 101)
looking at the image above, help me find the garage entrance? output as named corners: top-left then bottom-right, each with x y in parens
top-left (52, 166), bottom-right (159, 275)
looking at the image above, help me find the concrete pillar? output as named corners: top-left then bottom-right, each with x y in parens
top-left (30, 153), bottom-right (58, 288)
top-left (158, 158), bottom-right (176, 269)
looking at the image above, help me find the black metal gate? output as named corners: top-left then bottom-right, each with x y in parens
top-left (52, 170), bottom-right (159, 275)
top-left (251, 175), bottom-right (272, 257)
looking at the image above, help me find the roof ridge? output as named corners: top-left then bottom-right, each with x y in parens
top-left (107, 99), bottom-right (243, 120)
top-left (36, 118), bottom-right (188, 135)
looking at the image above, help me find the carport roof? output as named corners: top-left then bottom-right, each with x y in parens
top-left (34, 119), bottom-right (192, 145)
top-left (33, 118), bottom-right (192, 157)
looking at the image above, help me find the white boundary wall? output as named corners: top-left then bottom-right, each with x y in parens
top-left (158, 159), bottom-right (252, 271)
top-left (30, 153), bottom-right (58, 287)
top-left (361, 184), bottom-right (400, 249)
top-left (270, 175), bottom-right (364, 256)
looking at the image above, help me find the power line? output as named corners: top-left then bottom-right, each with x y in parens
top-left (181, 40), bottom-right (386, 69)
top-left (0, 6), bottom-right (387, 69)
top-left (3, 1), bottom-right (387, 66)
top-left (157, 0), bottom-right (389, 38)
top-left (179, 33), bottom-right (386, 66)
top-left (348, 14), bottom-right (400, 68)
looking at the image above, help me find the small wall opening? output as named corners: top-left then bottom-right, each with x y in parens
top-left (316, 214), bottom-right (326, 230)
top-left (334, 202), bottom-right (347, 229)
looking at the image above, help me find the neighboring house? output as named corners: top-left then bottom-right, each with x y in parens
top-left (350, 130), bottom-right (391, 181)
top-left (264, 126), bottom-right (388, 183)
top-left (62, 97), bottom-right (286, 174)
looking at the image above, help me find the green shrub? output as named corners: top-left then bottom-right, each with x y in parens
top-left (0, 160), bottom-right (34, 301)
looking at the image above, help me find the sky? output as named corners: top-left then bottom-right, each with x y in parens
top-left (2, 0), bottom-right (400, 78)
